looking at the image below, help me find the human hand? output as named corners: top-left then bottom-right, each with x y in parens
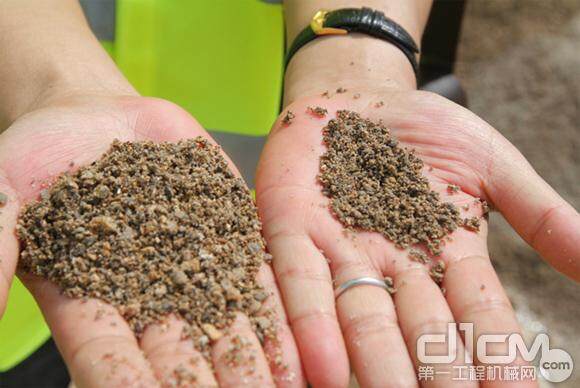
top-left (256, 88), bottom-right (579, 387)
top-left (0, 94), bottom-right (304, 387)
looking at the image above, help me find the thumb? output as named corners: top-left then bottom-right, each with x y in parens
top-left (485, 135), bottom-right (580, 281)
top-left (0, 176), bottom-right (21, 319)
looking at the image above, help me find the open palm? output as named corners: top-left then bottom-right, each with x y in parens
top-left (256, 89), bottom-right (579, 388)
top-left (0, 95), bottom-right (304, 387)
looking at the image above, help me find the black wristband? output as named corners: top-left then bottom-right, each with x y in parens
top-left (285, 8), bottom-right (420, 77)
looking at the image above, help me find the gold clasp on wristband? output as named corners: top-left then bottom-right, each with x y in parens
top-left (310, 10), bottom-right (348, 36)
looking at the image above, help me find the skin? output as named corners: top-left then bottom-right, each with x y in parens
top-left (1, 1), bottom-right (578, 387)
top-left (0, 1), bottom-right (305, 387)
top-left (255, 1), bottom-right (580, 387)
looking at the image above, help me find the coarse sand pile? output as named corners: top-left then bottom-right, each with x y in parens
top-left (17, 138), bottom-right (275, 360)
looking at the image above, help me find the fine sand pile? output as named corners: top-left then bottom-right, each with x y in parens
top-left (319, 110), bottom-right (461, 256)
top-left (17, 138), bottom-right (274, 359)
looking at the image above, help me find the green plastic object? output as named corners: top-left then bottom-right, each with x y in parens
top-left (0, 279), bottom-right (50, 371)
top-left (0, 0), bottom-right (282, 372)
top-left (115, 0), bottom-right (284, 136)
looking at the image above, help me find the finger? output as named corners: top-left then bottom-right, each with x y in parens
top-left (390, 191), bottom-right (484, 387)
top-left (0, 177), bottom-right (19, 318)
top-left (140, 315), bottom-right (217, 387)
top-left (211, 314), bottom-right (275, 387)
top-left (324, 237), bottom-right (418, 388)
top-left (257, 97), bottom-right (349, 387)
top-left (266, 230), bottom-right (349, 388)
top-left (24, 277), bottom-right (159, 388)
top-left (486, 138), bottom-right (580, 280)
top-left (255, 264), bottom-right (306, 387)
top-left (441, 231), bottom-right (536, 388)
top-left (393, 260), bottom-right (476, 388)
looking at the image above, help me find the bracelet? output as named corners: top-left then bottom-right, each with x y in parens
top-left (285, 8), bottom-right (420, 77)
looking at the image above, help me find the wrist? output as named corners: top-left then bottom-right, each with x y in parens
top-left (283, 35), bottom-right (417, 106)
top-left (0, 45), bottom-right (137, 125)
top-left (0, 0), bottom-right (136, 128)
top-left (282, 1), bottom-right (433, 106)
top-left (26, 65), bottom-right (137, 114)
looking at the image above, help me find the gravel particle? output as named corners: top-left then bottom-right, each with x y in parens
top-left (409, 249), bottom-right (430, 264)
top-left (430, 260), bottom-right (446, 285)
top-left (481, 199), bottom-right (491, 216)
top-left (255, 316), bottom-right (271, 330)
top-left (447, 184), bottom-right (461, 193)
top-left (462, 216), bottom-right (481, 231)
top-left (248, 242), bottom-right (261, 254)
top-left (253, 291), bottom-right (269, 302)
top-left (307, 106), bottom-right (328, 117)
top-left (89, 216), bottom-right (117, 234)
top-left (201, 323), bottom-right (223, 341)
top-left (94, 184), bottom-right (110, 199)
top-left (282, 110), bottom-right (295, 125)
top-left (384, 277), bottom-right (397, 294)
top-left (170, 269), bottom-right (188, 287)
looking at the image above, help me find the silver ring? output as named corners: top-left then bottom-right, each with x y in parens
top-left (334, 276), bottom-right (391, 299)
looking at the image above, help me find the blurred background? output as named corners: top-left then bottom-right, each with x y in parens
top-left (450, 0), bottom-right (579, 386)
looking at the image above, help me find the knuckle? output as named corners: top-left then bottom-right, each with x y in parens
top-left (445, 254), bottom-right (490, 279)
top-left (289, 308), bottom-right (337, 327)
top-left (406, 319), bottom-right (454, 344)
top-left (276, 264), bottom-right (331, 285)
top-left (459, 297), bottom-right (513, 321)
top-left (70, 334), bottom-right (136, 364)
top-left (341, 311), bottom-right (399, 343)
top-left (145, 339), bottom-right (194, 360)
top-left (393, 265), bottom-right (431, 283)
top-left (332, 259), bottom-right (379, 285)
top-left (447, 254), bottom-right (489, 267)
top-left (265, 226), bottom-right (308, 246)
